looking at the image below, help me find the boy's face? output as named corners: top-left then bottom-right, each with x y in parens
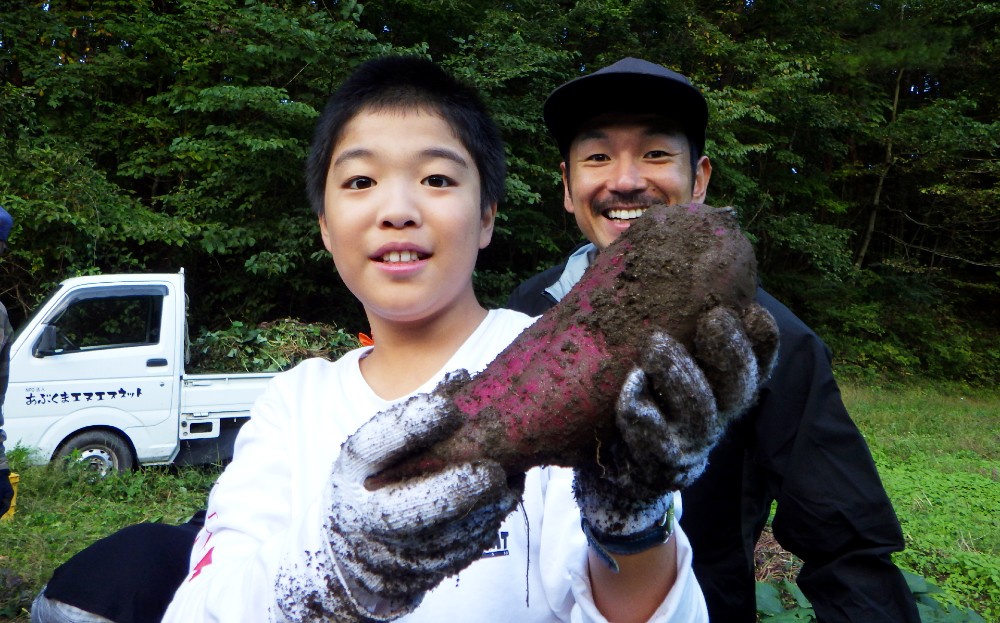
top-left (562, 113), bottom-right (711, 250)
top-left (319, 109), bottom-right (496, 324)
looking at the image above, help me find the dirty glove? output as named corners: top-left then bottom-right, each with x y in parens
top-left (0, 468), bottom-right (12, 517)
top-left (575, 305), bottom-right (778, 571)
top-left (278, 392), bottom-right (519, 622)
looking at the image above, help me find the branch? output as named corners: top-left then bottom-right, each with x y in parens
top-left (882, 233), bottom-right (1000, 268)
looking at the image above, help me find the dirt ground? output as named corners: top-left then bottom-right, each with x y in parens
top-left (754, 526), bottom-right (803, 583)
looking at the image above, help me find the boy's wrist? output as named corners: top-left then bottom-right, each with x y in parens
top-left (581, 496), bottom-right (675, 572)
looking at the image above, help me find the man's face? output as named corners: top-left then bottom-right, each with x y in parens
top-left (562, 114), bottom-right (711, 250)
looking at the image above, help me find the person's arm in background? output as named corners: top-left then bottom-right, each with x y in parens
top-left (751, 289), bottom-right (919, 623)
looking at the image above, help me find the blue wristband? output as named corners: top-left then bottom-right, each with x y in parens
top-left (581, 498), bottom-right (675, 573)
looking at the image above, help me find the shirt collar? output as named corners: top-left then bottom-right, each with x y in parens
top-left (543, 242), bottom-right (598, 303)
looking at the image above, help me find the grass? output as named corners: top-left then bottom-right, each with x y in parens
top-left (0, 455), bottom-right (219, 621)
top-left (755, 381), bottom-right (1000, 621)
top-left (1, 381), bottom-right (997, 622)
top-left (843, 381), bottom-right (1000, 621)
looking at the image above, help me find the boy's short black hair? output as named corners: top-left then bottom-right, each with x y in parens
top-left (306, 56), bottom-right (505, 216)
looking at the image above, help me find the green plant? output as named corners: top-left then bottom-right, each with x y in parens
top-left (756, 573), bottom-right (990, 622)
top-left (189, 318), bottom-right (360, 373)
top-left (756, 579), bottom-right (814, 621)
top-left (904, 571), bottom-right (988, 623)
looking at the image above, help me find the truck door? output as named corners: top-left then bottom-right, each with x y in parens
top-left (9, 283), bottom-right (179, 465)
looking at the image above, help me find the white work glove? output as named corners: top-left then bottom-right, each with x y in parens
top-left (278, 392), bottom-right (519, 622)
top-left (575, 304), bottom-right (778, 571)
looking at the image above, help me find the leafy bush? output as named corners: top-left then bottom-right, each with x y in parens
top-left (189, 318), bottom-right (360, 373)
top-left (768, 268), bottom-right (1000, 385)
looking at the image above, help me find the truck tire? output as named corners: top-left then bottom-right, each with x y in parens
top-left (55, 431), bottom-right (136, 476)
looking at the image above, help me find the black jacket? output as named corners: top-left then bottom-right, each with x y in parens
top-left (507, 252), bottom-right (919, 623)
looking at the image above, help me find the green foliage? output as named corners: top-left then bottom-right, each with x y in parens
top-left (878, 455), bottom-right (1000, 621)
top-left (771, 267), bottom-right (1000, 384)
top-left (1, 1), bottom-right (998, 380)
top-left (756, 579), bottom-right (815, 621)
top-left (904, 571), bottom-right (989, 623)
top-left (757, 573), bottom-right (991, 622)
top-left (189, 318), bottom-right (360, 373)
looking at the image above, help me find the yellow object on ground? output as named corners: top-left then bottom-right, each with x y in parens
top-left (1, 472), bottom-right (18, 520)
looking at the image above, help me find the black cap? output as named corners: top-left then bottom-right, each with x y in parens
top-left (543, 57), bottom-right (708, 158)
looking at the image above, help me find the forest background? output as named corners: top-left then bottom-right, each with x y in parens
top-left (1, 0), bottom-right (999, 382)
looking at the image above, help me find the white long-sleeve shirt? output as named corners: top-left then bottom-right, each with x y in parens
top-left (163, 309), bottom-right (707, 622)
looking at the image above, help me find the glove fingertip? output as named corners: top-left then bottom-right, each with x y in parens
top-left (742, 303), bottom-right (780, 384)
top-left (614, 367), bottom-right (647, 417)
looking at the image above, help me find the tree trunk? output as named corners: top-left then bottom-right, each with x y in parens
top-left (854, 66), bottom-right (904, 270)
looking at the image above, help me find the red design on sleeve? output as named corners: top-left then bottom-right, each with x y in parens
top-left (190, 547), bottom-right (214, 581)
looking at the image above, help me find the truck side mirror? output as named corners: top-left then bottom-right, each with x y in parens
top-left (34, 325), bottom-right (59, 357)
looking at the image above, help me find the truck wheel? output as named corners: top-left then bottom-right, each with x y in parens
top-left (55, 431), bottom-right (135, 476)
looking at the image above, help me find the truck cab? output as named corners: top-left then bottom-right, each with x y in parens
top-left (5, 271), bottom-right (274, 473)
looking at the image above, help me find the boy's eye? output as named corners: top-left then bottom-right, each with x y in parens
top-left (645, 150), bottom-right (675, 159)
top-left (423, 175), bottom-right (454, 188)
top-left (345, 176), bottom-right (375, 190)
top-left (583, 153), bottom-right (610, 162)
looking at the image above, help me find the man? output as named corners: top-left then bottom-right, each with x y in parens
top-left (507, 57), bottom-right (920, 622)
top-left (1, 206), bottom-right (15, 519)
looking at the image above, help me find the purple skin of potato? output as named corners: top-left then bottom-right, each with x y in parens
top-left (366, 203), bottom-right (758, 489)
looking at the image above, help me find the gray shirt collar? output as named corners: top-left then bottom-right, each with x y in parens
top-left (543, 243), bottom-right (598, 303)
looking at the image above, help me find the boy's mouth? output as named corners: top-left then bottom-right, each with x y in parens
top-left (378, 250), bottom-right (429, 263)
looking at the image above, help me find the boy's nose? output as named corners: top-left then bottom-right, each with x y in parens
top-left (378, 184), bottom-right (422, 228)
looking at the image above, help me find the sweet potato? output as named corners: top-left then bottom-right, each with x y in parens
top-left (368, 203), bottom-right (760, 489)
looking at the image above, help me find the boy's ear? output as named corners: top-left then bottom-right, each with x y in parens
top-left (478, 202), bottom-right (498, 249)
top-left (318, 214), bottom-right (334, 255)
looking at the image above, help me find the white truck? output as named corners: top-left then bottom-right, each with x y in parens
top-left (4, 271), bottom-right (275, 474)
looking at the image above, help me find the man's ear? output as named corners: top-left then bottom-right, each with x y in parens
top-left (318, 214), bottom-right (334, 255)
top-left (479, 202), bottom-right (498, 249)
top-left (561, 162), bottom-right (575, 214)
top-left (692, 156), bottom-right (712, 204)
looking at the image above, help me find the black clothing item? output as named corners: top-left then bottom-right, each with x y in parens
top-left (43, 512), bottom-right (205, 623)
top-left (0, 468), bottom-right (12, 516)
top-left (507, 255), bottom-right (919, 623)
